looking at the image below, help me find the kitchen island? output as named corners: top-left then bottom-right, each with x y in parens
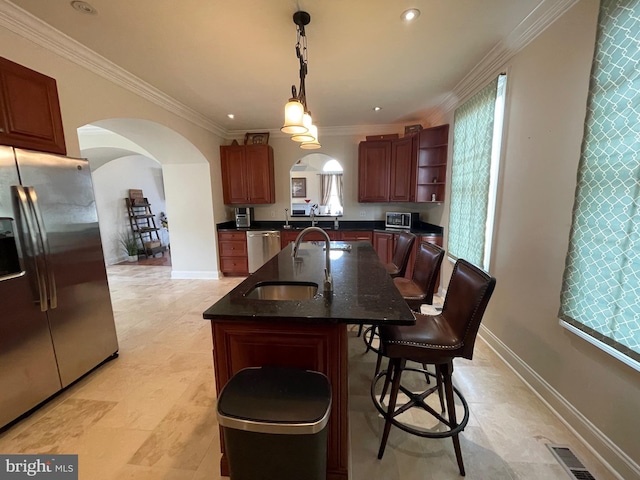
top-left (203, 241), bottom-right (415, 480)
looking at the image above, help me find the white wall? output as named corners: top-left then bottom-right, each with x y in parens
top-left (162, 162), bottom-right (218, 278)
top-left (92, 155), bottom-right (168, 265)
top-left (437, 1), bottom-right (639, 478)
top-left (0, 26), bottom-right (224, 278)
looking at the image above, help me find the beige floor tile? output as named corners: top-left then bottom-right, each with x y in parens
top-left (93, 371), bottom-right (198, 431)
top-left (0, 265), bottom-right (617, 480)
top-left (106, 464), bottom-right (196, 480)
top-left (72, 427), bottom-right (151, 480)
top-left (2, 398), bottom-right (117, 454)
top-left (128, 404), bottom-right (218, 471)
top-left (192, 435), bottom-right (224, 480)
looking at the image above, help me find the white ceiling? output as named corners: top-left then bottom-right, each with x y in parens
top-left (6, 0), bottom-right (572, 134)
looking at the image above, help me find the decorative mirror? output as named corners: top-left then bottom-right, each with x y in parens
top-left (290, 153), bottom-right (343, 217)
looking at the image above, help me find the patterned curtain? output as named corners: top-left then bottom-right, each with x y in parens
top-left (448, 78), bottom-right (499, 267)
top-left (560, 0), bottom-right (640, 362)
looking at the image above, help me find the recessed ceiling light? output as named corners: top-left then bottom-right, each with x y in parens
top-left (227, 114), bottom-right (235, 119)
top-left (401, 8), bottom-right (420, 22)
top-left (373, 106), bottom-right (382, 111)
top-left (70, 1), bottom-right (97, 15)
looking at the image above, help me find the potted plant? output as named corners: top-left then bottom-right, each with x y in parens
top-left (119, 233), bottom-right (138, 262)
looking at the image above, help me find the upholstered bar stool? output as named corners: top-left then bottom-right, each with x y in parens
top-left (371, 259), bottom-right (496, 476)
top-left (393, 241), bottom-right (445, 311)
top-left (385, 231), bottom-right (416, 278)
top-left (368, 241), bottom-right (445, 373)
top-left (358, 232), bottom-right (416, 338)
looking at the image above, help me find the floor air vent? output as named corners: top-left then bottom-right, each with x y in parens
top-left (547, 444), bottom-right (597, 480)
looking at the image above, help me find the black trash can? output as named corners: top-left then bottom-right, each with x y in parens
top-left (217, 366), bottom-right (332, 480)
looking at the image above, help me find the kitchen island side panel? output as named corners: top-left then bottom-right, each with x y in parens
top-left (211, 320), bottom-right (349, 480)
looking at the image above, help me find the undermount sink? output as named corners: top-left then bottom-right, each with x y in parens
top-left (245, 282), bottom-right (319, 300)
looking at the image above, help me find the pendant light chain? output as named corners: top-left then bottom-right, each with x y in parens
top-left (296, 25), bottom-right (308, 111)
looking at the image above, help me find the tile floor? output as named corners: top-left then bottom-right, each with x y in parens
top-left (0, 265), bottom-right (614, 480)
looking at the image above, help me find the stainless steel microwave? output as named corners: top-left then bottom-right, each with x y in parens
top-left (385, 212), bottom-right (419, 230)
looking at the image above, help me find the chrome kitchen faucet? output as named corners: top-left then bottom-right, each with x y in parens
top-left (291, 226), bottom-right (333, 295)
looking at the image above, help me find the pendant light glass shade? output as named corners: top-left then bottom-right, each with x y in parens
top-left (281, 99), bottom-right (307, 134)
top-left (291, 113), bottom-right (314, 142)
top-left (300, 124), bottom-right (321, 149)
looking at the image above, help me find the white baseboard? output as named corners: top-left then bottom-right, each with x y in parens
top-left (479, 325), bottom-right (639, 480)
top-left (170, 270), bottom-right (219, 280)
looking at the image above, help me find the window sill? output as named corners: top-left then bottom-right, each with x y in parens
top-left (560, 319), bottom-right (640, 373)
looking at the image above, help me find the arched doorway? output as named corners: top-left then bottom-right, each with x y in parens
top-left (289, 153), bottom-right (344, 217)
top-left (77, 119), bottom-right (220, 279)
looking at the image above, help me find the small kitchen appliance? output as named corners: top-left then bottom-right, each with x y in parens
top-left (235, 207), bottom-right (253, 228)
top-left (385, 212), bottom-right (419, 230)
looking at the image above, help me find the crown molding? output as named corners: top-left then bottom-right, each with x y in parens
top-left (0, 0), bottom-right (228, 138)
top-left (227, 123), bottom-right (406, 142)
top-left (433, 0), bottom-right (581, 116)
top-left (1, 0), bottom-right (579, 137)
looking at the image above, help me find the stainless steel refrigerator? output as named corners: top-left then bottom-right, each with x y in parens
top-left (0, 146), bottom-right (118, 429)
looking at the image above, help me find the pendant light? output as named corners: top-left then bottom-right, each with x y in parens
top-left (280, 11), bottom-right (321, 148)
top-left (300, 124), bottom-right (321, 149)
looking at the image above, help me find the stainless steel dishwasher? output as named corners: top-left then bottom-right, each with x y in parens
top-left (246, 230), bottom-right (281, 273)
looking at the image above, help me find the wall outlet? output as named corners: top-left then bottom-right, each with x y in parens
top-left (360, 211), bottom-right (366, 218)
top-left (270, 210), bottom-right (275, 218)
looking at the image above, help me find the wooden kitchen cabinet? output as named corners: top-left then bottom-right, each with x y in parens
top-left (220, 144), bottom-right (275, 204)
top-left (358, 140), bottom-right (390, 202)
top-left (218, 231), bottom-right (249, 276)
top-left (358, 125), bottom-right (449, 204)
top-left (280, 230), bottom-right (299, 248)
top-left (415, 125), bottom-right (449, 203)
top-left (210, 320), bottom-right (349, 479)
top-left (339, 230), bottom-right (372, 242)
top-left (358, 137), bottom-right (414, 202)
top-left (0, 56), bottom-right (66, 155)
top-left (389, 136), bottom-right (414, 202)
top-left (372, 231), bottom-right (394, 263)
top-left (280, 229), bottom-right (340, 249)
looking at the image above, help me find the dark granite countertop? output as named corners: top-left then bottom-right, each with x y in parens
top-left (217, 220), bottom-right (443, 236)
top-left (203, 241), bottom-right (416, 326)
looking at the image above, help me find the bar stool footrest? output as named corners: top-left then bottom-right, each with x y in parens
top-left (370, 367), bottom-right (470, 439)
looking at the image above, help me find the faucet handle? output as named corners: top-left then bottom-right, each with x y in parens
top-left (323, 268), bottom-right (333, 293)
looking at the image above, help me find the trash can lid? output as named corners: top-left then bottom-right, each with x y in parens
top-left (217, 366), bottom-right (332, 435)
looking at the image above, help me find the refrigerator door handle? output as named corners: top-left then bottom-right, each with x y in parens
top-left (25, 187), bottom-right (57, 309)
top-left (13, 185), bottom-right (48, 312)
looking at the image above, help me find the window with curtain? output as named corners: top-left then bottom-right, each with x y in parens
top-left (320, 173), bottom-right (343, 215)
top-left (559, 0), bottom-right (640, 369)
top-left (448, 74), bottom-right (506, 270)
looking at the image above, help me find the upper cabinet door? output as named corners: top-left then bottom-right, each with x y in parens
top-left (358, 140), bottom-right (390, 202)
top-left (389, 136), bottom-right (414, 202)
top-left (220, 144), bottom-right (275, 205)
top-left (0, 57), bottom-right (66, 155)
top-left (246, 145), bottom-right (275, 204)
top-left (220, 145), bottom-right (248, 204)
